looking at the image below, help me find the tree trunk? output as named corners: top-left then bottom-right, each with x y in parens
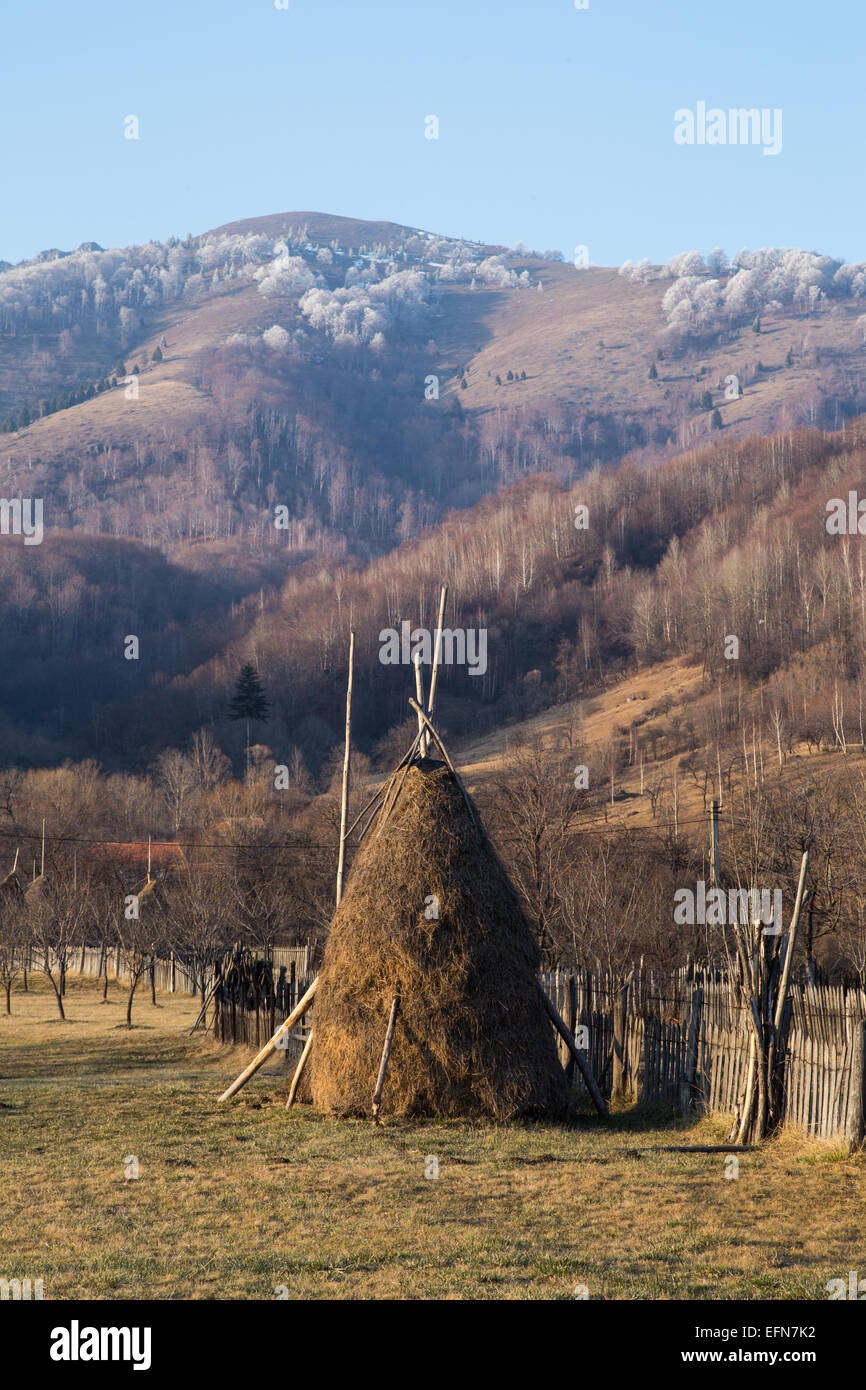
top-left (4, 980), bottom-right (11, 1014)
top-left (51, 975), bottom-right (65, 1020)
top-left (126, 975), bottom-right (140, 1027)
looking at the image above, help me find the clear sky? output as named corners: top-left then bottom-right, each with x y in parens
top-left (2, 0), bottom-right (863, 267)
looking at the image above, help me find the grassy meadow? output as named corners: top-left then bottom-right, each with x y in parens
top-left (0, 976), bottom-right (863, 1301)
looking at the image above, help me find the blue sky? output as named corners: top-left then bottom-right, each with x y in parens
top-left (2, 0), bottom-right (863, 266)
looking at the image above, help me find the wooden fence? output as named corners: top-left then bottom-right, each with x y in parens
top-left (541, 966), bottom-right (866, 1144)
top-left (30, 944), bottom-right (204, 996)
top-left (45, 941), bottom-right (866, 1144)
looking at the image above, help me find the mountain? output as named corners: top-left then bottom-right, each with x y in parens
top-left (1, 211), bottom-right (866, 776)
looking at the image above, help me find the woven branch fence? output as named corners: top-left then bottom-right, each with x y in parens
top-left (541, 966), bottom-right (866, 1144)
top-left (35, 942), bottom-right (866, 1143)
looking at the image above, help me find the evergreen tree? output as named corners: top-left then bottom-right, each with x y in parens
top-left (649, 362), bottom-right (658, 380)
top-left (151, 345), bottom-right (163, 363)
top-left (785, 348), bottom-right (794, 367)
top-left (229, 664), bottom-right (269, 782)
top-left (230, 664), bottom-right (269, 722)
top-left (700, 389), bottom-right (713, 411)
top-left (711, 408), bottom-right (723, 430)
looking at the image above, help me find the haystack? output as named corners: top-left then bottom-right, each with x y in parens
top-left (307, 758), bottom-right (570, 1120)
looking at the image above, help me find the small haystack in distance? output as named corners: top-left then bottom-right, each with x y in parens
top-left (308, 758), bottom-right (570, 1120)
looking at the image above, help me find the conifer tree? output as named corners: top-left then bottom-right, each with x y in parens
top-left (229, 664), bottom-right (269, 782)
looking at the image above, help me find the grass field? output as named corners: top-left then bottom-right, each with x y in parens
top-left (1, 977), bottom-right (863, 1301)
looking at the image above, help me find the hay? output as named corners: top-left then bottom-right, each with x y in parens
top-left (309, 759), bottom-right (570, 1120)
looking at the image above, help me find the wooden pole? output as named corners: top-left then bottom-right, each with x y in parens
top-left (286, 1030), bottom-right (314, 1108)
top-left (413, 653), bottom-right (428, 755)
top-left (683, 986), bottom-right (703, 1112)
top-left (375, 727), bottom-right (424, 837)
top-left (774, 849), bottom-right (809, 1032)
top-left (335, 631), bottom-right (355, 908)
top-left (710, 800), bottom-right (720, 886)
top-left (408, 699), bottom-right (476, 828)
top-left (845, 1020), bottom-right (865, 1153)
top-left (611, 977), bottom-right (628, 1100)
top-left (565, 973), bottom-right (578, 1087)
top-left (540, 988), bottom-right (608, 1116)
top-left (426, 585), bottom-right (448, 721)
top-left (372, 995), bottom-right (400, 1121)
top-left (218, 977), bottom-right (318, 1102)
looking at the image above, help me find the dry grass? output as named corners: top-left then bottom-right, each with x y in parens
top-left (1, 976), bottom-right (863, 1300)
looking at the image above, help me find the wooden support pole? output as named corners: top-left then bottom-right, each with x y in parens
top-left (540, 989), bottom-right (608, 1117)
top-left (774, 849), bottom-right (809, 1032)
top-left (335, 631), bottom-right (355, 908)
top-left (375, 727), bottom-right (424, 837)
top-left (286, 1030), bottom-right (314, 1108)
top-left (413, 653), bottom-right (428, 755)
top-left (408, 699), bottom-right (476, 828)
top-left (218, 977), bottom-right (318, 1102)
top-left (845, 1020), bottom-right (866, 1154)
top-left (372, 995), bottom-right (400, 1121)
top-left (427, 584), bottom-right (448, 721)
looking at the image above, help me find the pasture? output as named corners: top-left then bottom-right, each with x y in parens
top-left (0, 977), bottom-right (863, 1301)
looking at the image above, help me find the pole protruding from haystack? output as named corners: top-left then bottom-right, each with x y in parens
top-left (218, 976), bottom-right (318, 1102)
top-left (413, 653), bottom-right (428, 755)
top-left (372, 994), bottom-right (400, 1122)
top-left (408, 699), bottom-right (476, 828)
top-left (427, 584), bottom-right (448, 723)
top-left (336, 631), bottom-right (355, 908)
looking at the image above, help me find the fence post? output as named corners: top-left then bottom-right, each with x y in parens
top-left (565, 973), bottom-right (577, 1087)
top-left (845, 1020), bottom-right (866, 1153)
top-left (681, 987), bottom-right (703, 1113)
top-left (612, 978), bottom-right (628, 1100)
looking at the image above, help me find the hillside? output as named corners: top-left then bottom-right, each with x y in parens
top-left (1, 211), bottom-right (866, 792)
top-left (3, 214), bottom-right (865, 481)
